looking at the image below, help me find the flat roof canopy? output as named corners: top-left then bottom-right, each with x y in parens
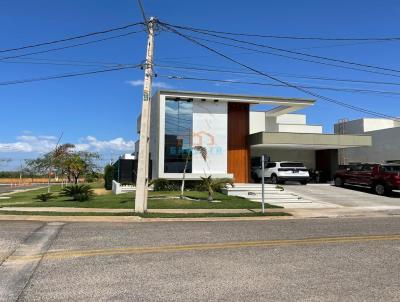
top-left (157, 89), bottom-right (315, 116)
top-left (249, 132), bottom-right (372, 150)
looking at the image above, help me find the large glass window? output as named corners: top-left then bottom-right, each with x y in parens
top-left (164, 99), bottom-right (193, 173)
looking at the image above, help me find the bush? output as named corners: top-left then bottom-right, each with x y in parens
top-left (150, 178), bottom-right (234, 192)
top-left (35, 193), bottom-right (54, 202)
top-left (195, 178), bottom-right (234, 193)
top-left (85, 172), bottom-right (101, 183)
top-left (104, 164), bottom-right (114, 190)
top-left (150, 178), bottom-right (179, 191)
top-left (60, 184), bottom-right (94, 201)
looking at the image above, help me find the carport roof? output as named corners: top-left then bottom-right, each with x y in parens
top-left (249, 132), bottom-right (372, 150)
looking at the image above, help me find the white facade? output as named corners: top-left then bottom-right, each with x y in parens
top-left (250, 112), bottom-right (323, 134)
top-left (120, 153), bottom-right (136, 160)
top-left (136, 90), bottom-right (370, 181)
top-left (192, 100), bottom-right (227, 174)
top-left (144, 90), bottom-right (317, 180)
top-left (334, 118), bottom-right (400, 164)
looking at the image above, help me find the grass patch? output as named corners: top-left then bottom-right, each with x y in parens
top-left (0, 184), bottom-right (282, 210)
top-left (0, 210), bottom-right (290, 218)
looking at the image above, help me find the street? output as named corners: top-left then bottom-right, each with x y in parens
top-left (1, 218), bottom-right (400, 301)
top-left (0, 184), bottom-right (45, 195)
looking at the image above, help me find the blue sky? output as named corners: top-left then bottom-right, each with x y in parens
top-left (1, 0), bottom-right (400, 170)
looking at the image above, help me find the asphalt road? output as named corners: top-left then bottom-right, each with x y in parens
top-left (1, 218), bottom-right (400, 301)
top-left (0, 184), bottom-right (44, 194)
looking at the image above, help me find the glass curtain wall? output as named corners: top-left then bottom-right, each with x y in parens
top-left (164, 98), bottom-right (193, 173)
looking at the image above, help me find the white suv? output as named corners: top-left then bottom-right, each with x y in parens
top-left (252, 161), bottom-right (310, 185)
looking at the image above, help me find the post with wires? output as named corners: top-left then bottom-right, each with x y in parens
top-left (135, 16), bottom-right (156, 213)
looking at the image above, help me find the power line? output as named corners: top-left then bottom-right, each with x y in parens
top-left (0, 30), bottom-right (145, 61)
top-left (159, 22), bottom-right (399, 121)
top-left (158, 74), bottom-right (400, 97)
top-left (1, 59), bottom-right (121, 68)
top-left (158, 23), bottom-right (400, 42)
top-left (163, 22), bottom-right (400, 74)
top-left (0, 22), bottom-right (144, 54)
top-left (0, 65), bottom-right (141, 86)
top-left (6, 57), bottom-right (132, 66)
top-left (160, 30), bottom-right (400, 79)
top-left (137, 0), bottom-right (148, 25)
top-left (154, 63), bottom-right (400, 87)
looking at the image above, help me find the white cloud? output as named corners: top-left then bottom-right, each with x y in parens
top-left (78, 136), bottom-right (135, 152)
top-left (126, 79), bottom-right (172, 89)
top-left (0, 135), bottom-right (136, 154)
top-left (0, 136), bottom-right (58, 153)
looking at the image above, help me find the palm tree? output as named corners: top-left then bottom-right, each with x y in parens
top-left (180, 146), bottom-right (207, 199)
top-left (200, 176), bottom-right (234, 201)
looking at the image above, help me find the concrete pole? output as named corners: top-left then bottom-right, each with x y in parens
top-left (135, 17), bottom-right (156, 213)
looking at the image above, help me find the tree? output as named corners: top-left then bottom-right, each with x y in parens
top-left (180, 146), bottom-right (207, 199)
top-left (25, 145), bottom-right (99, 185)
top-left (199, 176), bottom-right (234, 201)
top-left (62, 151), bottom-right (100, 184)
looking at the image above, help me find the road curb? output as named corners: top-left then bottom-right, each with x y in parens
top-left (0, 214), bottom-right (294, 223)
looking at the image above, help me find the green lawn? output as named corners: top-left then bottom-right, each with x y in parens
top-left (0, 184), bottom-right (282, 210)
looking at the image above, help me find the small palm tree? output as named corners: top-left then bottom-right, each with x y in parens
top-left (60, 184), bottom-right (94, 201)
top-left (200, 176), bottom-right (234, 201)
top-left (180, 146), bottom-right (207, 199)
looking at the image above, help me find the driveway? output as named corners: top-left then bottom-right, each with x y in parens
top-left (283, 183), bottom-right (400, 208)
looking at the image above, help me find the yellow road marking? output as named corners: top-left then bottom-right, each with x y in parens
top-left (8, 234), bottom-right (400, 262)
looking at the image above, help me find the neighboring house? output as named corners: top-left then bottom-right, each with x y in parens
top-left (112, 153), bottom-right (137, 184)
top-left (334, 118), bottom-right (400, 164)
top-left (135, 90), bottom-right (371, 183)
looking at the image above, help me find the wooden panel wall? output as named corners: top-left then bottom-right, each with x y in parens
top-left (227, 103), bottom-right (250, 183)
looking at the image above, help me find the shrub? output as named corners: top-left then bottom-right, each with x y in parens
top-left (104, 164), bottom-right (114, 190)
top-left (150, 178), bottom-right (179, 191)
top-left (35, 193), bottom-right (54, 202)
top-left (196, 177), bottom-right (234, 193)
top-left (198, 177), bottom-right (234, 201)
top-left (60, 184), bottom-right (94, 201)
top-left (85, 172), bottom-right (101, 183)
top-left (150, 178), bottom-right (234, 193)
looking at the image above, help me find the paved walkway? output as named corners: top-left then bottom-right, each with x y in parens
top-left (0, 207), bottom-right (285, 214)
top-left (283, 183), bottom-right (400, 207)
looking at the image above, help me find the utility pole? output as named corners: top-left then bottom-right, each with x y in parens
top-left (135, 16), bottom-right (156, 213)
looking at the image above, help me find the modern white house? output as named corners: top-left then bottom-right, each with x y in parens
top-left (334, 118), bottom-right (400, 164)
top-left (135, 90), bottom-right (371, 183)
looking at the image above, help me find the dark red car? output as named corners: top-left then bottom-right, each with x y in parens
top-left (334, 163), bottom-right (400, 196)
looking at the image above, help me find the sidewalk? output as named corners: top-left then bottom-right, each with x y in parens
top-left (1, 205), bottom-right (400, 219)
top-left (0, 206), bottom-right (284, 214)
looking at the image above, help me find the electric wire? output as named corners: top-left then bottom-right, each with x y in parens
top-left (0, 65), bottom-right (141, 86)
top-left (154, 63), bottom-right (400, 87)
top-left (157, 74), bottom-right (400, 97)
top-left (159, 22), bottom-right (400, 121)
top-left (163, 22), bottom-right (400, 74)
top-left (159, 25), bottom-right (400, 41)
top-left (0, 22), bottom-right (144, 54)
top-left (160, 30), bottom-right (400, 79)
top-left (0, 30), bottom-right (145, 61)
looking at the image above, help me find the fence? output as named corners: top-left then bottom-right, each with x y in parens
top-left (0, 178), bottom-right (84, 185)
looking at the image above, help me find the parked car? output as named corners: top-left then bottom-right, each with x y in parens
top-left (252, 161), bottom-right (310, 185)
top-left (334, 163), bottom-right (400, 196)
